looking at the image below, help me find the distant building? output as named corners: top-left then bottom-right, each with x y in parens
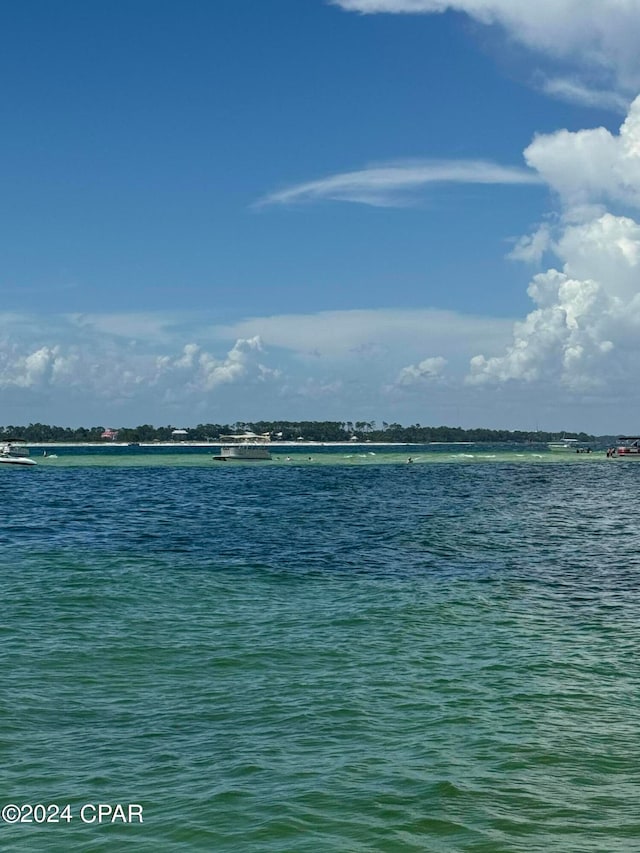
top-left (171, 428), bottom-right (189, 441)
top-left (101, 428), bottom-right (118, 441)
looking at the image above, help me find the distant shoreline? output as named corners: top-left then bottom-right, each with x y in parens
top-left (28, 440), bottom-right (477, 448)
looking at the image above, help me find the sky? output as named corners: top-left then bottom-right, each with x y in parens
top-left (3, 0), bottom-right (640, 432)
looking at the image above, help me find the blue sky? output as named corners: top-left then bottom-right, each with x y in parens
top-left (3, 0), bottom-right (640, 432)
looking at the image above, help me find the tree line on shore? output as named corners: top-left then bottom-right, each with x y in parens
top-left (1, 421), bottom-right (599, 444)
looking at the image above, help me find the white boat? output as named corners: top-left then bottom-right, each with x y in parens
top-left (0, 440), bottom-right (37, 466)
top-left (547, 437), bottom-right (591, 453)
top-left (212, 433), bottom-right (272, 461)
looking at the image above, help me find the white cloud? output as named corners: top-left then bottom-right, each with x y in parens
top-left (508, 222), bottom-right (553, 264)
top-left (0, 302), bottom-right (632, 430)
top-left (396, 356), bottom-right (448, 385)
top-left (469, 98), bottom-right (640, 392)
top-left (0, 308), bottom-right (517, 424)
top-left (468, 267), bottom-right (615, 389)
top-left (0, 321), bottom-right (275, 409)
top-left (4, 346), bottom-right (75, 389)
top-left (258, 159), bottom-right (540, 208)
top-left (331, 0), bottom-right (640, 100)
top-left (538, 76), bottom-right (630, 113)
top-left (523, 100), bottom-right (640, 211)
top-left (155, 335), bottom-right (270, 394)
top-left (471, 213), bottom-right (640, 388)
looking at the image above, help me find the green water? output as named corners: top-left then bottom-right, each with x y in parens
top-left (1, 449), bottom-right (638, 850)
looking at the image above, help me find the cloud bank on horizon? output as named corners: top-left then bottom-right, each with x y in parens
top-left (0, 308), bottom-right (514, 426)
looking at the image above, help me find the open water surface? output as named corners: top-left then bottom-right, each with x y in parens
top-left (1, 446), bottom-right (639, 851)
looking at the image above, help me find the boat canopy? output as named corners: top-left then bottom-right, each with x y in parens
top-left (218, 432), bottom-right (271, 443)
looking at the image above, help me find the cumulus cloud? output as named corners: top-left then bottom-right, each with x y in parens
top-left (0, 345), bottom-right (76, 390)
top-left (523, 102), bottom-right (640, 211)
top-left (469, 268), bottom-right (615, 389)
top-left (155, 336), bottom-right (270, 392)
top-left (396, 356), bottom-right (448, 385)
top-left (0, 317), bottom-right (277, 414)
top-left (470, 97), bottom-right (640, 392)
top-left (331, 0), bottom-right (640, 102)
top-left (257, 160), bottom-right (540, 208)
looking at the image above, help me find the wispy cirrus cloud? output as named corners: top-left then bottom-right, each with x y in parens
top-left (257, 159), bottom-right (541, 208)
top-left (537, 76), bottom-right (630, 113)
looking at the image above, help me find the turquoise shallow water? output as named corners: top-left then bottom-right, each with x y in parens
top-left (1, 447), bottom-right (639, 851)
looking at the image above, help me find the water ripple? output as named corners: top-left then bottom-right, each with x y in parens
top-left (1, 458), bottom-right (639, 850)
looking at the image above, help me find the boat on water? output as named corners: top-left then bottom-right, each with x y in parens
top-left (0, 440), bottom-right (37, 466)
top-left (607, 437), bottom-right (640, 458)
top-left (212, 433), bottom-right (272, 461)
top-left (547, 437), bottom-right (591, 453)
